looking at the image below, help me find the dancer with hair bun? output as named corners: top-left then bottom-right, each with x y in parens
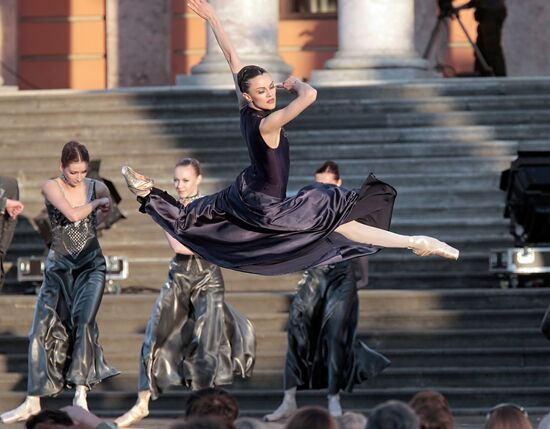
top-left (122, 0), bottom-right (458, 276)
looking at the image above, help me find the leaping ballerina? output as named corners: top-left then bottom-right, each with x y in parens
top-left (121, 0), bottom-right (459, 278)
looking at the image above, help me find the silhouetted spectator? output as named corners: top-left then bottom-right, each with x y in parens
top-left (25, 410), bottom-right (73, 429)
top-left (336, 411), bottom-right (368, 429)
top-left (409, 391), bottom-right (454, 429)
top-left (366, 401), bottom-right (420, 429)
top-left (185, 388), bottom-right (240, 425)
top-left (286, 407), bottom-right (338, 429)
top-left (171, 416), bottom-right (235, 429)
top-left (485, 403), bottom-right (532, 429)
top-left (461, 0), bottom-right (507, 76)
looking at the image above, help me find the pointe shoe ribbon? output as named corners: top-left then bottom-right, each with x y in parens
top-left (408, 236), bottom-right (459, 260)
top-left (121, 166), bottom-right (154, 198)
top-left (115, 404), bottom-right (149, 428)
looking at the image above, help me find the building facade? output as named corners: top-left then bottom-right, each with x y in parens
top-left (0, 0), bottom-right (549, 90)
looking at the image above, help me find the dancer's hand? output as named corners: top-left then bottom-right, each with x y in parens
top-left (94, 197), bottom-right (111, 212)
top-left (5, 199), bottom-right (24, 219)
top-left (188, 0), bottom-right (215, 21)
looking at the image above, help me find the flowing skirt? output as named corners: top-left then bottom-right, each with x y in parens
top-left (141, 173), bottom-right (396, 276)
top-left (284, 261), bottom-right (390, 394)
top-left (138, 255), bottom-right (255, 399)
top-left (27, 248), bottom-right (119, 396)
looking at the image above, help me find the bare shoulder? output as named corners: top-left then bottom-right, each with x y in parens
top-left (91, 179), bottom-right (110, 196)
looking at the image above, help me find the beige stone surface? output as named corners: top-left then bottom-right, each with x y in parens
top-left (106, 0), bottom-right (171, 88)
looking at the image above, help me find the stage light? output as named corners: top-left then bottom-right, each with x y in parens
top-left (500, 151), bottom-right (550, 245)
top-left (17, 255), bottom-right (129, 292)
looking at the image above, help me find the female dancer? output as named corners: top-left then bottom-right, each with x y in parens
top-left (265, 161), bottom-right (390, 421)
top-left (115, 159), bottom-right (255, 428)
top-left (0, 141), bottom-right (119, 424)
top-left (121, 0), bottom-right (458, 277)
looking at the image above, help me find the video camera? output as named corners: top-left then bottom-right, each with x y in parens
top-left (438, 0), bottom-right (457, 18)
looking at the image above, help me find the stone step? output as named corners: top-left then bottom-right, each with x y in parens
top-left (1, 306), bottom-right (543, 337)
top-left (4, 92), bottom-right (550, 119)
top-left (3, 364), bottom-right (550, 392)
top-left (3, 107), bottom-right (550, 132)
top-left (2, 346), bottom-right (549, 374)
top-left (1, 327), bottom-right (546, 357)
top-left (2, 386), bottom-right (550, 415)
top-left (2, 289), bottom-right (548, 315)
top-left (2, 140), bottom-right (546, 172)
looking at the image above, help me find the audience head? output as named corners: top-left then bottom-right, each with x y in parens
top-left (409, 391), bottom-right (454, 429)
top-left (286, 406), bottom-right (338, 429)
top-left (336, 411), bottom-right (368, 429)
top-left (366, 400), bottom-right (420, 429)
top-left (184, 388), bottom-right (239, 424)
top-left (25, 410), bottom-right (73, 429)
top-left (485, 403), bottom-right (532, 429)
top-left (171, 416), bottom-right (235, 429)
top-left (233, 417), bottom-right (270, 429)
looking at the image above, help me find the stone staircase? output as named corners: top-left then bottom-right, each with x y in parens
top-left (1, 77), bottom-right (550, 417)
top-left (0, 289), bottom-right (549, 418)
top-left (4, 78), bottom-right (550, 291)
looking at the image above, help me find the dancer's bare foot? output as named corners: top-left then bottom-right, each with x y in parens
top-left (115, 391), bottom-right (151, 427)
top-left (73, 386), bottom-right (88, 411)
top-left (0, 396), bottom-right (41, 424)
top-left (408, 236), bottom-right (459, 260)
top-left (263, 398), bottom-right (297, 422)
top-left (328, 394), bottom-right (342, 417)
top-left (121, 166), bottom-right (154, 198)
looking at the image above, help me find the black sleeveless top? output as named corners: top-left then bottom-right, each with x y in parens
top-left (240, 106), bottom-right (290, 199)
top-left (46, 178), bottom-right (100, 258)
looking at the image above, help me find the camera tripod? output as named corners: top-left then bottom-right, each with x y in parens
top-left (423, 7), bottom-right (493, 76)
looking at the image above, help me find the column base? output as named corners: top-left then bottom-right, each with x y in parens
top-left (311, 55), bottom-right (432, 86)
top-left (0, 85), bottom-right (18, 91)
top-left (176, 56), bottom-right (292, 89)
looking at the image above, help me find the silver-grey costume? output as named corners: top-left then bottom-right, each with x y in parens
top-left (139, 253), bottom-right (255, 399)
top-left (27, 179), bottom-right (118, 396)
top-left (284, 260), bottom-right (390, 394)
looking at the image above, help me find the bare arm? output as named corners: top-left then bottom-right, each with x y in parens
top-left (94, 181), bottom-right (113, 226)
top-left (164, 231), bottom-right (194, 255)
top-left (259, 77), bottom-right (317, 148)
top-left (188, 0), bottom-right (247, 108)
top-left (42, 179), bottom-right (106, 223)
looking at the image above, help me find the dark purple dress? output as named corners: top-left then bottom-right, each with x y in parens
top-left (141, 106), bottom-right (396, 276)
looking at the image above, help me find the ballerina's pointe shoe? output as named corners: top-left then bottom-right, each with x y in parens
top-left (408, 236), bottom-right (460, 260)
top-left (0, 400), bottom-right (40, 424)
top-left (115, 403), bottom-right (150, 428)
top-left (263, 399), bottom-right (297, 422)
top-left (121, 166), bottom-right (154, 198)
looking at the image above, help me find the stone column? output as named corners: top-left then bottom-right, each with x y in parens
top-left (177, 0), bottom-right (292, 88)
top-left (0, 0), bottom-right (18, 89)
top-left (106, 0), bottom-right (171, 88)
top-left (311, 0), bottom-right (429, 85)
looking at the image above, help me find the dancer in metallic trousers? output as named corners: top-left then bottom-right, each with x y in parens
top-left (265, 161), bottom-right (390, 421)
top-left (115, 159), bottom-right (255, 428)
top-left (1, 142), bottom-right (119, 424)
top-left (121, 0), bottom-right (458, 277)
